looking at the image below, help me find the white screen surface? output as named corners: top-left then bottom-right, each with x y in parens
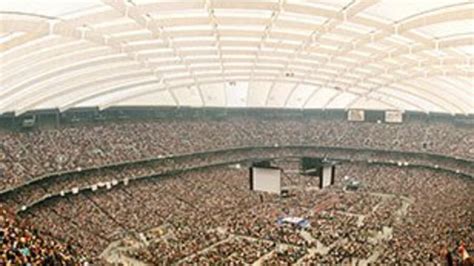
top-left (322, 166), bottom-right (333, 188)
top-left (252, 167), bottom-right (281, 194)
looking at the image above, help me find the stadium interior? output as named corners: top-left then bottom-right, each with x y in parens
top-left (1, 0), bottom-right (473, 265)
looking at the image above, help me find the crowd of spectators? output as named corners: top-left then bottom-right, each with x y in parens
top-left (0, 116), bottom-right (472, 265)
top-left (0, 204), bottom-right (84, 265)
top-left (1, 117), bottom-right (472, 191)
top-left (178, 237), bottom-right (275, 265)
top-left (17, 161), bottom-right (473, 265)
top-left (4, 143), bottom-right (471, 216)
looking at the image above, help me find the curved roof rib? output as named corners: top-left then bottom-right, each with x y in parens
top-left (0, 0), bottom-right (473, 114)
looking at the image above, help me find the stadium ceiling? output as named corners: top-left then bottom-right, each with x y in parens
top-left (0, 0), bottom-right (473, 115)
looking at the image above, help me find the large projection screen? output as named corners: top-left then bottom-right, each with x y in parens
top-left (251, 167), bottom-right (281, 194)
top-left (321, 166), bottom-right (333, 188)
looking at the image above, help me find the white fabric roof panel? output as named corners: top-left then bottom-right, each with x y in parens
top-left (0, 0), bottom-right (473, 114)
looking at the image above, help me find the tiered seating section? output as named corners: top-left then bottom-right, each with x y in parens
top-left (1, 117), bottom-right (472, 190)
